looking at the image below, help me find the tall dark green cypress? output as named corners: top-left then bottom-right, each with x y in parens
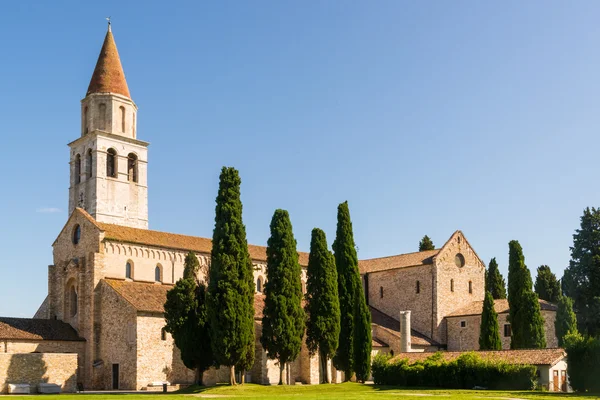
top-left (305, 228), bottom-right (340, 384)
top-left (164, 252), bottom-right (214, 385)
top-left (353, 284), bottom-right (372, 382)
top-left (555, 295), bottom-right (578, 347)
top-left (507, 240), bottom-right (546, 349)
top-left (479, 291), bottom-right (502, 350)
top-left (332, 201), bottom-right (369, 381)
top-left (534, 265), bottom-right (561, 303)
top-left (207, 167), bottom-right (255, 385)
top-left (486, 258), bottom-right (507, 299)
top-left (260, 210), bottom-right (305, 385)
top-left (418, 235), bottom-right (435, 251)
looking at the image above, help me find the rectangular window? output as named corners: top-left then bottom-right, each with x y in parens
top-left (504, 324), bottom-right (511, 337)
top-left (460, 321), bottom-right (466, 328)
top-left (380, 286), bottom-right (383, 299)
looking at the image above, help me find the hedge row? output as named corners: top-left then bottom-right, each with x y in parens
top-left (564, 333), bottom-right (600, 392)
top-left (372, 352), bottom-right (537, 390)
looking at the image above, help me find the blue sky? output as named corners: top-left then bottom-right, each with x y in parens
top-left (1, 1), bottom-right (599, 317)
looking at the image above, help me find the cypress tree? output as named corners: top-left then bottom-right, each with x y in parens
top-left (507, 240), bottom-right (546, 349)
top-left (353, 284), bottom-right (372, 382)
top-left (418, 235), bottom-right (435, 251)
top-left (164, 252), bottom-right (214, 385)
top-left (555, 295), bottom-right (578, 347)
top-left (479, 291), bottom-right (502, 350)
top-left (207, 167), bottom-right (255, 385)
top-left (305, 228), bottom-right (340, 384)
top-left (534, 265), bottom-right (561, 303)
top-left (260, 209), bottom-right (305, 385)
top-left (486, 258), bottom-right (507, 300)
top-left (564, 207), bottom-right (600, 336)
top-left (332, 201), bottom-right (370, 381)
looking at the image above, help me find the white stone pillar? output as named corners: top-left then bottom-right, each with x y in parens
top-left (399, 311), bottom-right (411, 352)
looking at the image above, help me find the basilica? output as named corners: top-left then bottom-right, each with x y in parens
top-left (0, 26), bottom-right (565, 392)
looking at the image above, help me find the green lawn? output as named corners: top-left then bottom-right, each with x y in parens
top-left (5, 383), bottom-right (599, 400)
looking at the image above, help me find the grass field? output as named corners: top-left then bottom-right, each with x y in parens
top-left (4, 383), bottom-right (599, 400)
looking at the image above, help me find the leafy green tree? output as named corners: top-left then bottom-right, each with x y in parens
top-left (555, 295), bottom-right (578, 347)
top-left (332, 201), bottom-right (370, 381)
top-left (563, 207), bottom-right (600, 336)
top-left (534, 265), bottom-right (561, 303)
top-left (486, 258), bottom-right (507, 299)
top-left (164, 252), bottom-right (214, 385)
top-left (207, 167), bottom-right (255, 385)
top-left (418, 235), bottom-right (435, 251)
top-left (507, 240), bottom-right (546, 349)
top-left (260, 209), bottom-right (305, 385)
top-left (479, 291), bottom-right (502, 350)
top-left (305, 228), bottom-right (340, 384)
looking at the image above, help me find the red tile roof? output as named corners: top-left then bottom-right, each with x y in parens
top-left (446, 299), bottom-right (557, 318)
top-left (391, 348), bottom-right (566, 367)
top-left (0, 317), bottom-right (84, 341)
top-left (86, 27), bottom-right (130, 98)
top-left (359, 250), bottom-right (439, 274)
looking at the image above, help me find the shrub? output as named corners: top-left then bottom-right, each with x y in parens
top-left (564, 333), bottom-right (600, 392)
top-left (372, 352), bottom-right (537, 390)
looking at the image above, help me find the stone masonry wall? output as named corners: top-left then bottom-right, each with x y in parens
top-left (0, 353), bottom-right (78, 393)
top-left (433, 232), bottom-right (486, 345)
top-left (446, 310), bottom-right (558, 351)
top-left (367, 265), bottom-right (434, 338)
top-left (136, 314), bottom-right (195, 389)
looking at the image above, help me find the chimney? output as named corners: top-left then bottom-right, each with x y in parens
top-left (399, 311), bottom-right (411, 352)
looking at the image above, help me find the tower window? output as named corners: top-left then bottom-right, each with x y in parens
top-left (450, 279), bottom-right (454, 292)
top-left (98, 103), bottom-right (106, 131)
top-left (161, 328), bottom-right (167, 341)
top-left (155, 265), bottom-right (162, 282)
top-left (460, 320), bottom-right (466, 328)
top-left (125, 261), bottom-right (133, 279)
top-left (469, 280), bottom-right (473, 294)
top-left (416, 281), bottom-right (420, 294)
top-left (74, 154), bottom-right (81, 184)
top-left (107, 148), bottom-right (117, 178)
top-left (86, 149), bottom-right (93, 178)
top-left (256, 277), bottom-right (263, 293)
top-left (504, 324), bottom-right (512, 337)
top-left (72, 225), bottom-right (81, 245)
top-left (69, 285), bottom-right (78, 318)
top-left (120, 106), bottom-right (126, 133)
top-left (127, 153), bottom-right (138, 183)
top-left (380, 286), bottom-right (384, 299)
top-left (84, 106), bottom-right (89, 134)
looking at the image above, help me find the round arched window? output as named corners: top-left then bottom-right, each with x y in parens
top-left (455, 253), bottom-right (465, 268)
top-left (72, 225), bottom-right (81, 245)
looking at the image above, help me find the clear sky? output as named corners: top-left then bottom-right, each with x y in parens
top-left (1, 1), bottom-right (599, 317)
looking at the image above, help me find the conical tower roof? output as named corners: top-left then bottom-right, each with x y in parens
top-left (86, 26), bottom-right (131, 98)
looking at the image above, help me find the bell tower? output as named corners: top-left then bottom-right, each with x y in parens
top-left (68, 23), bottom-right (149, 229)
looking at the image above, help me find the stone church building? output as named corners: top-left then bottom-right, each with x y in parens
top-left (0, 26), bottom-right (561, 392)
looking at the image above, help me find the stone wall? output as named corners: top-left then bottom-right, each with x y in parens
top-left (446, 310), bottom-right (558, 351)
top-left (136, 314), bottom-right (195, 389)
top-left (433, 232), bottom-right (485, 344)
top-left (0, 353), bottom-right (78, 393)
top-left (367, 265), bottom-right (434, 338)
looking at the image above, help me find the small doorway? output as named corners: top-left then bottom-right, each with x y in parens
top-left (112, 364), bottom-right (119, 390)
top-left (561, 370), bottom-right (567, 392)
top-left (553, 370), bottom-right (559, 391)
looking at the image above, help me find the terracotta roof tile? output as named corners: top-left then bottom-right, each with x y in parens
top-left (96, 218), bottom-right (309, 266)
top-left (359, 250), bottom-right (439, 274)
top-left (104, 279), bottom-right (268, 318)
top-left (391, 348), bottom-right (566, 366)
top-left (446, 299), bottom-right (558, 318)
top-left (369, 306), bottom-right (439, 347)
top-left (87, 28), bottom-right (130, 98)
top-left (0, 317), bottom-right (84, 341)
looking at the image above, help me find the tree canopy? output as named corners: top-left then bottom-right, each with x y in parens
top-left (486, 258), bottom-right (507, 300)
top-left (534, 265), bottom-right (561, 303)
top-left (479, 291), bottom-right (502, 350)
top-left (207, 167), bottom-right (255, 385)
top-left (555, 295), bottom-right (578, 347)
top-left (418, 235), bottom-right (435, 251)
top-left (260, 209), bottom-right (305, 385)
top-left (305, 228), bottom-right (340, 384)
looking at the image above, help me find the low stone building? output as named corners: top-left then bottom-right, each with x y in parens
top-left (445, 299), bottom-right (558, 351)
top-left (392, 348), bottom-right (570, 392)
